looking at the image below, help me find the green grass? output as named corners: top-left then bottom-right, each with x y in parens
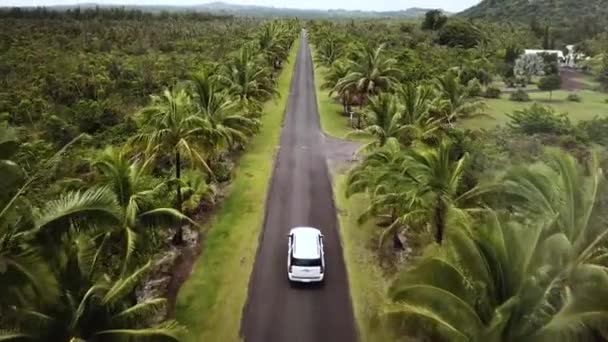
top-left (462, 89), bottom-right (608, 130)
top-left (314, 66), bottom-right (354, 139)
top-left (313, 64), bottom-right (371, 143)
top-left (174, 39), bottom-right (299, 342)
top-left (334, 175), bottom-right (392, 342)
top-left (312, 56), bottom-right (386, 340)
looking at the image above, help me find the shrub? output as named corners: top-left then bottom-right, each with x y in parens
top-left (507, 104), bottom-right (574, 135)
top-left (578, 116), bottom-right (608, 146)
top-left (483, 86), bottom-right (502, 99)
top-left (510, 89), bottom-right (530, 102)
top-left (466, 78), bottom-right (483, 97)
top-left (537, 74), bottom-right (562, 99)
top-left (566, 93), bottom-right (582, 102)
top-left (436, 20), bottom-right (483, 49)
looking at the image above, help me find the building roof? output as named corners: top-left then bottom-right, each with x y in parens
top-left (524, 49), bottom-right (565, 58)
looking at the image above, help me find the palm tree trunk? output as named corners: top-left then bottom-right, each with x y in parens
top-left (173, 150), bottom-right (183, 245)
top-left (434, 197), bottom-right (446, 245)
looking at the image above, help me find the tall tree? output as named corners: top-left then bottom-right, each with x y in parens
top-left (434, 72), bottom-right (485, 125)
top-left (219, 43), bottom-right (276, 117)
top-left (347, 93), bottom-right (406, 150)
top-left (324, 59), bottom-right (355, 115)
top-left (335, 44), bottom-right (401, 108)
top-left (92, 146), bottom-right (192, 273)
top-left (388, 150), bottom-right (608, 341)
top-left (2, 236), bottom-right (185, 341)
top-left (134, 87), bottom-right (211, 244)
top-left (421, 9), bottom-right (448, 31)
top-left (190, 71), bottom-right (259, 159)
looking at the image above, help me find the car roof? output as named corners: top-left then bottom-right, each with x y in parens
top-left (289, 227), bottom-right (322, 259)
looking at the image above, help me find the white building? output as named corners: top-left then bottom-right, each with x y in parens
top-left (524, 49), bottom-right (565, 63)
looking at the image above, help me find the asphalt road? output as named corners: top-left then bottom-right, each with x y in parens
top-left (240, 31), bottom-right (357, 342)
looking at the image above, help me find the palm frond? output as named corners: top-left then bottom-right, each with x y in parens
top-left (95, 320), bottom-right (186, 341)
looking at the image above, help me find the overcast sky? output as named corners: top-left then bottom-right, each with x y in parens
top-left (1, 0), bottom-right (481, 12)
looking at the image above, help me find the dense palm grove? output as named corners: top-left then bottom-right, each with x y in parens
top-left (310, 16), bottom-right (608, 341)
top-left (1, 8), bottom-right (296, 340)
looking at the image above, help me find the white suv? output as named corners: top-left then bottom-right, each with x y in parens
top-left (287, 227), bottom-right (325, 283)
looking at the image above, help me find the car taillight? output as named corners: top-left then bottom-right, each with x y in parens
top-left (289, 265), bottom-right (293, 273)
top-left (320, 265), bottom-right (324, 273)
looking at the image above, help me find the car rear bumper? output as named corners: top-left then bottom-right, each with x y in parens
top-left (288, 273), bottom-right (324, 283)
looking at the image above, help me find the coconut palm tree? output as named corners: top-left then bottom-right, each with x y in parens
top-left (315, 37), bottom-right (344, 67)
top-left (177, 169), bottom-right (217, 216)
top-left (388, 214), bottom-right (608, 341)
top-left (347, 93), bottom-right (407, 151)
top-left (257, 21), bottom-right (291, 71)
top-left (1, 129), bottom-right (122, 311)
top-left (334, 44), bottom-right (401, 108)
top-left (133, 87), bottom-right (212, 216)
top-left (1, 186), bottom-right (123, 310)
top-left (190, 70), bottom-right (259, 157)
top-left (1, 233), bottom-right (185, 341)
top-left (219, 43), bottom-right (277, 117)
top-left (395, 83), bottom-right (442, 145)
top-left (323, 59), bottom-right (354, 116)
top-left (0, 123), bottom-right (23, 209)
top-left (434, 72), bottom-right (485, 126)
top-left (346, 140), bottom-right (412, 229)
top-left (499, 149), bottom-right (607, 265)
top-left (387, 150), bottom-right (608, 341)
top-left (347, 140), bottom-right (480, 246)
top-left (92, 146), bottom-right (193, 272)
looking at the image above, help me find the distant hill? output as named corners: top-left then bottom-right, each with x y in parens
top-left (460, 0), bottom-right (608, 26)
top-left (4, 2), bottom-right (444, 19)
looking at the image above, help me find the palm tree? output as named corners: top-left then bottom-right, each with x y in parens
top-left (0, 123), bottom-right (23, 209)
top-left (347, 140), bottom-right (480, 246)
top-left (178, 169), bottom-right (217, 215)
top-left (92, 146), bottom-right (193, 272)
top-left (219, 43), bottom-right (277, 117)
top-left (388, 214), bottom-right (608, 341)
top-left (257, 21), bottom-right (291, 71)
top-left (1, 129), bottom-right (122, 311)
top-left (499, 149), bottom-right (607, 265)
top-left (387, 150), bottom-right (608, 341)
top-left (434, 71), bottom-right (485, 126)
top-left (334, 44), bottom-right (401, 108)
top-left (323, 59), bottom-right (354, 115)
top-left (1, 186), bottom-right (123, 310)
top-left (190, 71), bottom-right (259, 158)
top-left (315, 37), bottom-right (344, 67)
top-left (395, 83), bottom-right (442, 145)
top-left (134, 87), bottom-right (212, 215)
top-left (2, 233), bottom-right (185, 341)
top-left (346, 140), bottom-right (411, 229)
top-left (347, 93), bottom-right (406, 150)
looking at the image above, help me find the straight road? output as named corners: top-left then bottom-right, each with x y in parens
top-left (241, 31), bottom-right (357, 342)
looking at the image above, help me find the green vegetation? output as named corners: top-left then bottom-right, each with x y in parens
top-left (463, 90), bottom-right (608, 130)
top-left (314, 66), bottom-right (359, 139)
top-left (4, 3), bottom-right (608, 342)
top-left (175, 38), bottom-right (299, 342)
top-left (461, 0), bottom-right (608, 44)
top-left (309, 15), bottom-right (608, 341)
top-left (0, 8), bottom-right (297, 339)
top-left (334, 175), bottom-right (391, 342)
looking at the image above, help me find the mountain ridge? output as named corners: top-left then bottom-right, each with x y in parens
top-left (2, 1), bottom-right (449, 18)
top-left (460, 0), bottom-right (608, 24)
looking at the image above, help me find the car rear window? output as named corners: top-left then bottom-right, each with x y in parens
top-left (292, 256), bottom-right (321, 267)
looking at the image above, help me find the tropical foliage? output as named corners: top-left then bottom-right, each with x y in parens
top-left (310, 18), bottom-right (608, 342)
top-left (1, 9), bottom-right (296, 339)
